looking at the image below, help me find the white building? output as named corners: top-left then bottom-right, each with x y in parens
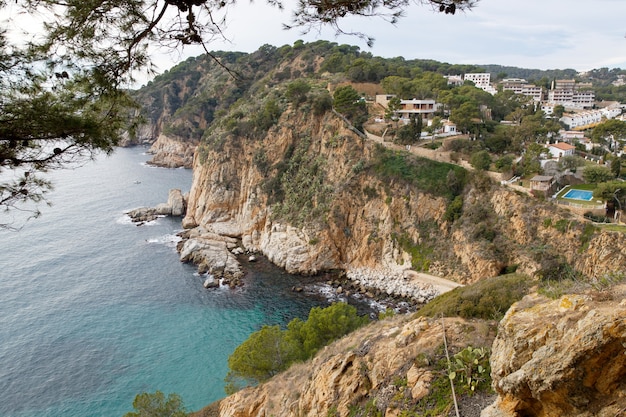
top-left (547, 142), bottom-right (576, 159)
top-left (502, 82), bottom-right (544, 102)
top-left (547, 79), bottom-right (595, 109)
top-left (560, 104), bottom-right (623, 130)
top-left (463, 73), bottom-right (498, 95)
top-left (560, 111), bottom-right (604, 129)
top-left (464, 73), bottom-right (491, 86)
top-left (444, 75), bottom-right (464, 86)
top-left (442, 120), bottom-right (457, 134)
top-left (501, 78), bottom-right (527, 84)
top-left (598, 102), bottom-right (623, 119)
top-left (541, 104), bottom-right (555, 116)
top-left (559, 130), bottom-right (585, 142)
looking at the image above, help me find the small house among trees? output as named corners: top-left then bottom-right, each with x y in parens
top-left (530, 175), bottom-right (556, 196)
top-left (547, 142), bottom-right (576, 160)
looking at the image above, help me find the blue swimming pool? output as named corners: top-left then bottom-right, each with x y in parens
top-left (563, 189), bottom-right (594, 201)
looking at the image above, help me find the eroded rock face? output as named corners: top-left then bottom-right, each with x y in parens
top-left (179, 106), bottom-right (626, 294)
top-left (216, 316), bottom-right (495, 417)
top-left (177, 227), bottom-right (244, 282)
top-left (482, 289), bottom-right (626, 417)
top-left (147, 134), bottom-right (197, 168)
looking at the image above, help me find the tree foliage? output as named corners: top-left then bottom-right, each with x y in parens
top-left (593, 181), bottom-right (626, 212)
top-left (332, 85), bottom-right (368, 129)
top-left (225, 303), bottom-right (369, 392)
top-left (124, 391), bottom-right (187, 417)
top-left (0, 29), bottom-right (136, 227)
top-left (227, 325), bottom-right (299, 383)
top-left (1, 0), bottom-right (475, 226)
top-left (470, 150), bottom-right (492, 171)
top-left (395, 116), bottom-right (423, 145)
top-left (591, 119), bottom-right (626, 151)
top-left (285, 79), bottom-right (311, 107)
top-left (583, 165), bottom-right (614, 184)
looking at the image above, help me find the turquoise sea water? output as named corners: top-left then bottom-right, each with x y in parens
top-left (0, 148), bottom-right (334, 416)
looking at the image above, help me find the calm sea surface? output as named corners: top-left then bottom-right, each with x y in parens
top-left (0, 148), bottom-right (336, 416)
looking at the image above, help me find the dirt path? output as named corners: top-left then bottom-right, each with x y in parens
top-left (404, 270), bottom-right (463, 293)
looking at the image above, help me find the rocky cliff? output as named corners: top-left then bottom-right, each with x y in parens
top-left (483, 287), bottom-right (626, 417)
top-left (179, 100), bottom-right (626, 298)
top-left (126, 44), bottom-right (626, 295)
top-left (191, 286), bottom-right (625, 417)
top-left (213, 314), bottom-right (497, 417)
top-left (130, 44), bottom-right (626, 417)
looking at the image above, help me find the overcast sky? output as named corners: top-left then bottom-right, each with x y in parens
top-left (2, 0), bottom-right (625, 84)
top-left (148, 0), bottom-right (626, 77)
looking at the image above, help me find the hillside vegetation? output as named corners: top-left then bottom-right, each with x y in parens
top-left (130, 42), bottom-right (626, 417)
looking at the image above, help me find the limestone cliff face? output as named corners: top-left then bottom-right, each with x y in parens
top-left (182, 108), bottom-right (458, 298)
top-left (200, 289), bottom-right (626, 417)
top-left (215, 315), bottom-right (495, 417)
top-left (181, 104), bottom-right (626, 292)
top-left (147, 133), bottom-right (197, 168)
top-left (483, 288), bottom-right (626, 417)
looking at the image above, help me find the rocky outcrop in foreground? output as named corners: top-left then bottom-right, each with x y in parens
top-left (191, 287), bottom-right (626, 417)
top-left (483, 287), bottom-right (626, 417)
top-left (214, 315), bottom-right (496, 417)
top-left (177, 227), bottom-right (245, 285)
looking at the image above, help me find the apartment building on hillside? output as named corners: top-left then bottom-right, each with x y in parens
top-left (501, 79), bottom-right (545, 102)
top-left (547, 79), bottom-right (595, 109)
top-left (463, 73), bottom-right (498, 95)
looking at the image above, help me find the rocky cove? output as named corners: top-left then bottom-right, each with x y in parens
top-left (124, 47), bottom-right (626, 415)
top-left (127, 191), bottom-right (452, 313)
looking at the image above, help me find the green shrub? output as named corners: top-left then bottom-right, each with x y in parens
top-left (469, 150), bottom-right (492, 171)
top-left (579, 223), bottom-right (598, 251)
top-left (394, 232), bottom-right (433, 271)
top-left (225, 303), bottom-right (369, 392)
top-left (371, 146), bottom-right (467, 199)
top-left (124, 391), bottom-right (187, 417)
top-left (583, 211), bottom-right (611, 223)
top-left (443, 195), bottom-right (464, 222)
top-left (554, 219), bottom-right (570, 233)
top-left (416, 274), bottom-right (530, 320)
top-left (448, 346), bottom-right (491, 394)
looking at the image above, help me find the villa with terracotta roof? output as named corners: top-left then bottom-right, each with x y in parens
top-left (547, 142), bottom-right (576, 159)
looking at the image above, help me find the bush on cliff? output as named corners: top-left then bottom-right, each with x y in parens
top-left (124, 391), bottom-right (187, 417)
top-left (416, 274), bottom-right (530, 320)
top-left (225, 302), bottom-right (369, 393)
top-left (370, 146), bottom-right (467, 200)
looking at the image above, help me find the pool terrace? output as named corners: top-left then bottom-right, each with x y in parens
top-left (555, 184), bottom-right (604, 209)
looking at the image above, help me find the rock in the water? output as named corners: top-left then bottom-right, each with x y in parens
top-left (178, 233), bottom-right (243, 280)
top-left (127, 207), bottom-right (158, 223)
top-left (203, 275), bottom-right (219, 288)
top-left (127, 189), bottom-right (186, 222)
top-left (154, 202), bottom-right (172, 216)
top-left (168, 188), bottom-right (186, 216)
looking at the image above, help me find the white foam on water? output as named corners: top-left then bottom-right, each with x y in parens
top-left (146, 233), bottom-right (182, 248)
